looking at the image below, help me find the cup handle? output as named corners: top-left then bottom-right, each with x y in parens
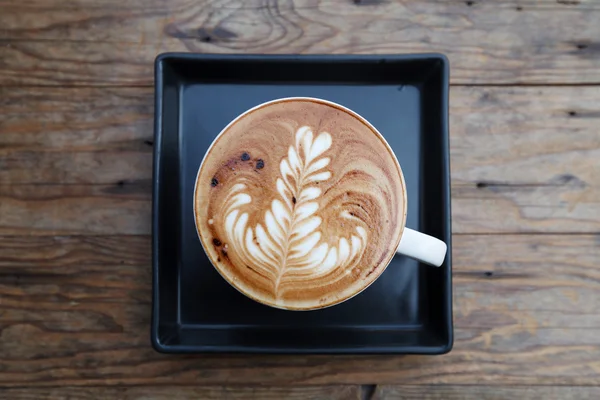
top-left (396, 228), bottom-right (447, 267)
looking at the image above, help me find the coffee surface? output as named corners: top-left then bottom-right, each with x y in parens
top-left (194, 99), bottom-right (406, 310)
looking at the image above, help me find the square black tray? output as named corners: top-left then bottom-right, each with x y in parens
top-left (152, 53), bottom-right (452, 354)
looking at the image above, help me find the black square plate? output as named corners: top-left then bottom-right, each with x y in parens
top-left (152, 54), bottom-right (452, 354)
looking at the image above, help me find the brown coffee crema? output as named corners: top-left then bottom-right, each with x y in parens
top-left (194, 99), bottom-right (406, 310)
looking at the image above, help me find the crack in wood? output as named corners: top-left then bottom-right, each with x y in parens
top-left (360, 384), bottom-right (377, 400)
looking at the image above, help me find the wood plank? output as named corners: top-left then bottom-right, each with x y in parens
top-left (0, 386), bottom-right (361, 400)
top-left (1, 86), bottom-right (598, 233)
top-left (0, 87), bottom-right (153, 185)
top-left (374, 385), bottom-right (600, 400)
top-left (0, 87), bottom-right (152, 151)
top-left (0, 153), bottom-right (152, 185)
top-left (451, 86), bottom-right (600, 233)
top-left (454, 234), bottom-right (600, 329)
top-left (1, 0), bottom-right (600, 85)
top-left (0, 184), bottom-right (150, 235)
top-left (0, 234), bottom-right (598, 386)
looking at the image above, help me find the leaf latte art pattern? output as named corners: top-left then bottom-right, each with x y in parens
top-left (222, 126), bottom-right (368, 298)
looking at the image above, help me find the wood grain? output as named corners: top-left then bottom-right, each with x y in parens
top-left (0, 87), bottom-right (152, 152)
top-left (0, 234), bottom-right (598, 386)
top-left (0, 386), bottom-right (361, 400)
top-left (0, 87), bottom-right (153, 184)
top-left (1, 0), bottom-right (600, 85)
top-left (454, 234), bottom-right (600, 330)
top-left (451, 86), bottom-right (600, 233)
top-left (374, 385), bottom-right (600, 400)
top-left (0, 184), bottom-right (150, 235)
top-left (2, 0), bottom-right (599, 397)
top-left (1, 85), bottom-right (598, 233)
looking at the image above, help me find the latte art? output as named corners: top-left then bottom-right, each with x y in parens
top-left (222, 127), bottom-right (368, 296)
top-left (194, 99), bottom-right (406, 310)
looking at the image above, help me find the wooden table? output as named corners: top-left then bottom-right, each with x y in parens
top-left (1, 0), bottom-right (599, 398)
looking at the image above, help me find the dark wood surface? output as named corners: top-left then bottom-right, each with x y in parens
top-left (0, 0), bottom-right (598, 398)
top-left (2, 0), bottom-right (600, 85)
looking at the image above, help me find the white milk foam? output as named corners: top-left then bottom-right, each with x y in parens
top-left (221, 126), bottom-right (368, 294)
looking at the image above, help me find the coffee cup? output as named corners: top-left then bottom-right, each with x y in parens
top-left (194, 97), bottom-right (447, 310)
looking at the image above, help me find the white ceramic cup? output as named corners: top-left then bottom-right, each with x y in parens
top-left (194, 97), bottom-right (447, 309)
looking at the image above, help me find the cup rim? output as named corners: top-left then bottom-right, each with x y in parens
top-left (193, 97), bottom-right (408, 310)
